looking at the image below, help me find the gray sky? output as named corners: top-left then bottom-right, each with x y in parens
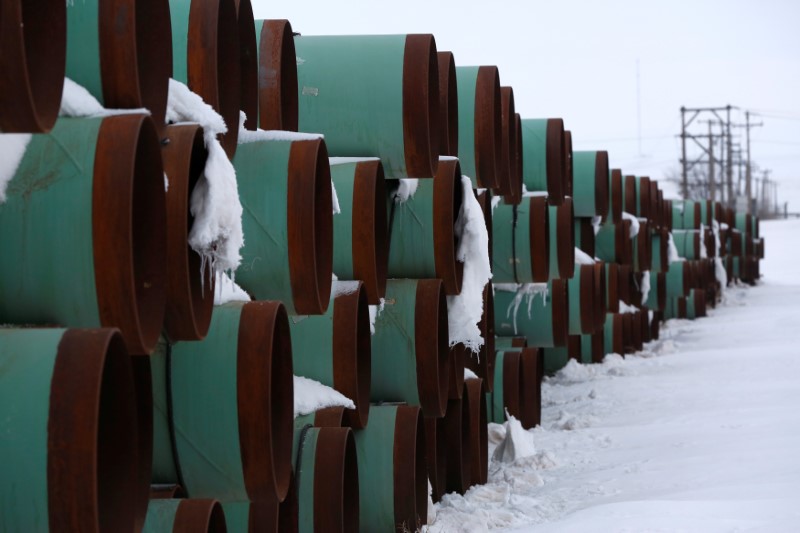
top-left (252, 0), bottom-right (800, 212)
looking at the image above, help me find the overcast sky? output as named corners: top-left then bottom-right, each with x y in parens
top-left (252, 0), bottom-right (800, 212)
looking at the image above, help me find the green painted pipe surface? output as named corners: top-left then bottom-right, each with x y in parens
top-left (699, 200), bottom-right (714, 227)
top-left (671, 230), bottom-right (701, 260)
top-left (486, 350), bottom-right (522, 423)
top-left (686, 289), bottom-right (699, 319)
top-left (672, 200), bottom-right (701, 230)
top-left (663, 297), bottom-right (679, 320)
top-left (492, 200), bottom-right (548, 283)
top-left (144, 499), bottom-right (227, 533)
top-left (571, 151), bottom-right (608, 217)
top-left (665, 262), bottom-right (688, 298)
top-left (143, 499), bottom-right (181, 532)
top-left (493, 281), bottom-right (564, 348)
top-left (644, 271), bottom-right (661, 310)
top-left (455, 66), bottom-right (480, 186)
top-left (295, 425), bottom-right (320, 532)
top-left (603, 313), bottom-right (623, 355)
top-left (547, 201), bottom-right (575, 280)
top-left (595, 221), bottom-right (624, 264)
top-left (580, 334), bottom-right (593, 364)
top-left (520, 119), bottom-right (549, 192)
top-left (574, 217), bottom-right (595, 257)
top-left (65, 0), bottom-right (104, 103)
top-left (541, 346), bottom-right (570, 375)
top-left (567, 265), bottom-right (591, 335)
top-left (494, 337), bottom-right (524, 350)
top-left (651, 230), bottom-right (666, 273)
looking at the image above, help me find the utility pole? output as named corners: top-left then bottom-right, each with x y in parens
top-left (678, 106), bottom-right (736, 202)
top-left (680, 107), bottom-right (688, 199)
top-left (708, 121), bottom-right (715, 201)
top-left (734, 111), bottom-right (764, 214)
top-left (726, 105), bottom-right (734, 209)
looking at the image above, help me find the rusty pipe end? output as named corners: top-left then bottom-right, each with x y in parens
top-left (131, 356), bottom-right (154, 532)
top-left (0, 0), bottom-right (65, 132)
top-left (258, 19), bottom-right (298, 131)
top-left (557, 197), bottom-right (576, 279)
top-left (529, 196), bottom-right (551, 282)
top-left (162, 124), bottom-right (215, 341)
top-left (235, 0), bottom-right (258, 130)
top-left (333, 282), bottom-right (371, 430)
top-left (287, 139), bottom-right (333, 314)
top-left (476, 189), bottom-right (494, 272)
top-left (552, 279), bottom-right (569, 347)
top-left (173, 499), bottom-right (227, 532)
top-left (437, 51), bottom-right (458, 156)
top-left (518, 348), bottom-right (542, 429)
top-left (593, 261), bottom-right (607, 332)
top-left (424, 416), bottom-right (447, 502)
top-left (498, 86), bottom-right (516, 197)
top-left (473, 65), bottom-right (502, 189)
top-left (579, 264), bottom-right (595, 334)
top-left (545, 118), bottom-right (566, 205)
top-left (623, 175), bottom-right (636, 215)
top-left (237, 300), bottom-right (294, 502)
top-left (448, 344), bottom-right (466, 400)
top-left (444, 395), bottom-right (472, 495)
top-left (563, 130), bottom-right (573, 197)
top-left (434, 159), bottom-right (464, 295)
top-left (609, 169), bottom-right (623, 222)
top-left (403, 34), bottom-right (440, 178)
top-left (465, 378), bottom-right (488, 486)
top-left (94, 114), bottom-right (166, 355)
top-left (595, 151), bottom-right (610, 219)
top-left (415, 279), bottom-right (450, 418)
top-left (501, 350), bottom-right (522, 418)
top-left (591, 329), bottom-right (605, 364)
top-left (468, 284), bottom-right (495, 392)
top-left (656, 271), bottom-right (667, 311)
top-left (394, 405), bottom-right (428, 530)
top-left (313, 427), bottom-right (359, 533)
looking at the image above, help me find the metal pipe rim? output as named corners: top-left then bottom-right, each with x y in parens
top-left (414, 279), bottom-right (450, 418)
top-left (545, 118), bottom-right (566, 205)
top-left (434, 159), bottom-right (464, 295)
top-left (313, 427), bottom-right (359, 533)
top-left (403, 34), bottom-right (440, 178)
top-left (552, 279), bottom-right (569, 347)
top-left (498, 86), bottom-right (516, 196)
top-left (333, 282), bottom-right (372, 429)
top-left (257, 19), bottom-right (299, 131)
top-left (529, 196), bottom-right (551, 282)
top-left (609, 169), bottom-right (623, 222)
top-left (594, 151), bottom-right (610, 218)
top-left (235, 0), bottom-right (258, 130)
top-left (556, 197), bottom-right (576, 279)
top-left (174, 499), bottom-right (227, 532)
top-left (393, 405), bottom-right (427, 531)
top-left (473, 65), bottom-right (502, 189)
top-left (436, 51), bottom-right (458, 156)
top-left (563, 130), bottom-right (573, 197)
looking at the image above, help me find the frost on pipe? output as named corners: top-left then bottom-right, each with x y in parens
top-left (144, 499), bottom-right (227, 533)
top-left (0, 0), bottom-right (65, 132)
top-left (234, 138), bottom-right (333, 315)
top-left (330, 159), bottom-right (387, 304)
top-left (519, 118), bottom-right (566, 204)
top-left (0, 114), bottom-right (167, 355)
top-left (498, 86), bottom-right (517, 196)
top-left (294, 33), bottom-right (439, 179)
top-left (571, 150), bottom-right (609, 218)
top-left (0, 328), bottom-right (139, 532)
top-left (256, 19), bottom-right (298, 131)
top-left (464, 377), bottom-right (489, 486)
top-left (290, 282), bottom-right (371, 429)
top-left (162, 124), bottom-right (214, 341)
top-left (455, 65), bottom-right (502, 189)
top-left (170, 0), bottom-right (241, 157)
top-left (437, 51), bottom-right (458, 156)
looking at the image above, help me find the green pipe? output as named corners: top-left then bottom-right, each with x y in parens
top-left (699, 200), bottom-right (714, 227)
top-left (548, 199), bottom-right (575, 280)
top-left (540, 346), bottom-right (570, 375)
top-left (0, 115), bottom-right (166, 355)
top-left (370, 279), bottom-right (448, 417)
top-left (603, 313), bottom-right (624, 355)
top-left (520, 118), bottom-right (554, 194)
top-left (663, 297), bottom-right (678, 320)
top-left (603, 262), bottom-right (618, 312)
top-left (455, 66), bottom-right (502, 188)
top-left (143, 499), bottom-right (181, 533)
top-left (580, 334), bottom-right (594, 364)
top-left (595, 220), bottom-right (628, 264)
top-left (571, 151), bottom-right (609, 217)
top-left (295, 34), bottom-right (437, 179)
top-left (567, 265), bottom-right (593, 335)
top-left (330, 159), bottom-right (387, 304)
top-left (144, 499), bottom-right (227, 533)
top-left (233, 137), bottom-right (332, 315)
top-left (485, 350), bottom-right (523, 423)
top-left (494, 337), bottom-right (526, 350)
top-left (665, 261), bottom-right (689, 298)
top-left (672, 200), bottom-right (701, 230)
top-left (735, 212), bottom-right (754, 236)
top-left (644, 271), bottom-right (661, 310)
top-left (651, 230), bottom-right (666, 273)
top-left (254, 19), bottom-right (299, 131)
top-left (493, 280), bottom-right (567, 348)
top-left (671, 230), bottom-right (701, 260)
top-left (492, 199), bottom-right (549, 283)
top-left (633, 176), bottom-right (650, 218)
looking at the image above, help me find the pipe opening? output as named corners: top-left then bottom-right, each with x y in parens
top-left (434, 159), bottom-right (464, 295)
top-left (595, 151), bottom-right (610, 219)
top-left (437, 51), bottom-right (458, 156)
top-left (336, 283), bottom-right (371, 429)
top-left (258, 19), bottom-right (298, 131)
top-left (415, 279), bottom-right (450, 417)
top-left (424, 416), bottom-right (447, 502)
top-left (557, 198), bottom-right (575, 279)
top-left (448, 344), bottom-right (465, 400)
top-left (394, 406), bottom-right (427, 530)
top-left (236, 0), bottom-right (258, 130)
top-left (403, 34), bottom-right (439, 178)
top-left (353, 160), bottom-right (387, 305)
top-left (545, 118), bottom-right (565, 205)
top-left (498, 86), bottom-right (516, 197)
top-left (609, 169), bottom-right (623, 222)
top-left (552, 279), bottom-right (568, 347)
top-left (529, 196), bottom-right (550, 282)
top-left (473, 66), bottom-right (501, 189)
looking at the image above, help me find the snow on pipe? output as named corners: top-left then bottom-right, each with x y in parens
top-left (235, 0), bottom-right (258, 131)
top-left (548, 197), bottom-right (576, 280)
top-left (519, 118), bottom-right (566, 205)
top-left (463, 379), bottom-right (489, 489)
top-left (0, 114), bottom-right (167, 355)
top-left (607, 168), bottom-right (624, 223)
top-left (518, 347), bottom-right (543, 429)
top-left (0, 328), bottom-right (141, 532)
top-left (0, 0), bottom-right (65, 132)
top-left (575, 217), bottom-right (596, 258)
top-left (170, 0), bottom-right (241, 157)
top-left (633, 219), bottom-right (653, 272)
top-left (132, 356), bottom-right (155, 533)
top-left (255, 19), bottom-right (298, 131)
top-left (455, 65), bottom-right (502, 189)
top-left (290, 282), bottom-right (371, 429)
top-left (448, 344), bottom-right (466, 400)
top-left (437, 51), bottom-right (459, 157)
top-left (563, 130), bottom-right (574, 198)
top-left (234, 138), bottom-right (333, 315)
top-left (294, 34), bottom-right (440, 179)
top-left (603, 313), bottom-right (625, 356)
top-left (593, 261), bottom-right (608, 332)
top-left (493, 279), bottom-right (569, 349)
top-left (64, 0), bottom-right (171, 131)
top-left (371, 279), bottom-right (450, 418)
top-left (671, 229), bottom-right (703, 260)
top-left (595, 219), bottom-right (633, 266)
top-left (443, 387), bottom-right (473, 496)
top-left (497, 86), bottom-right (517, 197)
top-left (425, 413), bottom-right (448, 502)
top-left (466, 284), bottom-right (496, 392)
top-left (386, 159), bottom-right (463, 295)
top-left (567, 264), bottom-right (596, 336)
top-left (571, 150), bottom-right (610, 218)
top-left (162, 124), bottom-right (215, 341)
top-left (487, 350), bottom-right (522, 422)
top-left (143, 499), bottom-right (227, 533)
top-left (354, 405), bottom-right (428, 532)
top-left (492, 196), bottom-right (550, 283)
top-left (150, 301), bottom-right (294, 503)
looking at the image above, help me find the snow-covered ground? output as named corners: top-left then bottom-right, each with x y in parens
top-left (427, 219), bottom-right (800, 532)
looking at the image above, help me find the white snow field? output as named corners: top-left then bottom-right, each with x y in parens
top-left (427, 219), bottom-right (800, 532)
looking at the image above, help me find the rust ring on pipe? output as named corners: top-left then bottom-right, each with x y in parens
top-left (403, 34), bottom-right (440, 178)
top-left (681, 262), bottom-right (691, 296)
top-left (48, 329), bottom-right (139, 531)
top-left (563, 130), bottom-right (574, 198)
top-left (529, 196), bottom-right (551, 282)
top-left (519, 348), bottom-right (542, 429)
top-left (235, 0), bottom-right (258, 130)
top-left (131, 356), bottom-right (154, 532)
top-left (448, 344), bottom-right (466, 400)
top-left (677, 297), bottom-right (687, 319)
top-left (501, 350), bottom-right (522, 419)
top-left (591, 329), bottom-right (605, 364)
top-left (609, 314), bottom-right (624, 355)
top-left (149, 484), bottom-right (187, 499)
top-left (556, 197), bottom-right (576, 279)
top-left (312, 405), bottom-right (347, 427)
top-left (162, 124), bottom-right (214, 341)
top-left (606, 263), bottom-right (620, 314)
top-left (579, 264), bottom-right (595, 334)
top-left (424, 415), bottom-right (447, 502)
top-left (278, 475), bottom-right (299, 532)
top-left (353, 171), bottom-right (394, 293)
top-left (0, 0), bottom-right (65, 132)
top-left (638, 176), bottom-right (651, 219)
top-left (637, 220), bottom-right (652, 271)
top-left (621, 313), bottom-right (634, 354)
top-left (594, 151), bottom-right (610, 218)
top-left (333, 282), bottom-right (371, 429)
top-left (476, 189), bottom-right (494, 271)
top-left (313, 428), bottom-right (359, 533)
top-left (577, 217), bottom-right (596, 258)
top-left (473, 66), bottom-right (502, 189)
top-left (498, 86), bottom-right (516, 196)
top-left (237, 301), bottom-right (294, 502)
top-left (608, 169), bottom-right (623, 222)
top-left (568, 335), bottom-right (582, 361)
top-left (691, 202), bottom-right (702, 230)
top-left (552, 278), bottom-right (569, 347)
top-left (692, 231), bottom-right (701, 260)
top-left (545, 118), bottom-right (566, 205)
top-left (593, 261), bottom-right (607, 332)
top-left (612, 219), bottom-right (630, 266)
top-left (99, 0), bottom-right (172, 131)
top-left (664, 199), bottom-right (674, 232)
top-left (694, 290), bottom-right (707, 318)
top-left (444, 393), bottom-right (472, 495)
top-left (623, 175), bottom-right (637, 215)
top-left (649, 181), bottom-right (660, 227)
top-left (93, 114), bottom-right (166, 355)
top-left (436, 51), bottom-right (458, 156)
top-left (287, 139), bottom-right (333, 314)
top-left (394, 405), bottom-right (428, 531)
top-left (632, 311), bottom-right (643, 351)
top-left (640, 308), bottom-right (652, 344)
top-left (618, 264), bottom-right (633, 306)
top-left (173, 499), bottom-right (227, 532)
top-left (504, 113), bottom-right (524, 205)
top-left (656, 271), bottom-right (667, 311)
top-left (434, 159), bottom-right (465, 295)
top-left (658, 228), bottom-right (669, 272)
top-left (467, 283), bottom-right (496, 392)
top-left (188, 0), bottom-right (241, 157)
top-left (257, 19), bottom-right (299, 131)
top-left (465, 378), bottom-right (488, 486)
top-left (415, 279), bottom-right (451, 418)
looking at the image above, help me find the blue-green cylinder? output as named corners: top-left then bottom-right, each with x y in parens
top-left (571, 150), bottom-right (609, 217)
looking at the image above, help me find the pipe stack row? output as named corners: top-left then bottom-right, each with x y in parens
top-left (0, 1), bottom-right (766, 532)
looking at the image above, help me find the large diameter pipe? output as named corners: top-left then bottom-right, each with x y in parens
top-left (455, 65), bottom-right (502, 188)
top-left (644, 271), bottom-right (667, 311)
top-left (519, 348), bottom-right (543, 429)
top-left (607, 169), bottom-right (624, 222)
top-left (633, 220), bottom-right (653, 272)
top-left (64, 0), bottom-right (171, 130)
top-left (672, 229), bottom-right (703, 260)
top-left (466, 284), bottom-right (495, 392)
top-left (650, 228), bottom-right (669, 273)
top-left (476, 189), bottom-right (494, 271)
top-left (295, 34), bottom-right (439, 179)
top-left (504, 113), bottom-right (525, 205)
top-left (370, 279), bottom-right (450, 418)
top-left (234, 138), bottom-right (333, 315)
top-left (572, 151), bottom-right (610, 218)
top-left (593, 261), bottom-right (608, 331)
top-left (132, 356), bottom-right (155, 533)
top-left (444, 388), bottom-right (473, 496)
top-left (624, 175), bottom-right (651, 219)
top-left (235, 0), bottom-right (257, 130)
top-left (330, 159), bottom-right (387, 305)
top-left (424, 414), bottom-right (447, 503)
top-left (487, 350), bottom-right (522, 423)
top-left (170, 0), bottom-right (241, 156)
top-left (604, 262), bottom-right (620, 313)
top-left (448, 344), bottom-right (466, 400)
top-left (595, 219), bottom-right (632, 265)
top-left (665, 261), bottom-right (690, 298)
top-left (354, 405), bottom-right (427, 532)
top-left (574, 217), bottom-right (596, 258)
top-left (290, 282), bottom-right (371, 429)
top-left (548, 197), bottom-right (575, 280)
top-left (672, 200), bottom-right (702, 230)
top-left (686, 289), bottom-right (707, 319)
top-left (222, 500), bottom-right (281, 533)
top-left (255, 19), bottom-right (299, 131)
top-left (0, 328), bottom-right (140, 532)
top-left (494, 279), bottom-right (569, 348)
top-left (386, 158), bottom-right (464, 294)
top-left (162, 124), bottom-right (214, 341)
top-left (144, 499), bottom-right (227, 533)
top-left (568, 265), bottom-right (596, 335)
top-left (465, 378), bottom-right (488, 486)
top-left (492, 197), bottom-right (550, 283)
top-left (0, 115), bottom-right (166, 355)
top-left (437, 51), bottom-right (459, 156)
top-left (603, 313), bottom-right (624, 355)
top-left (0, 0), bottom-right (64, 132)
top-left (563, 130), bottom-right (574, 197)
top-left (152, 301), bottom-right (294, 503)
top-left (519, 118), bottom-right (566, 204)
top-left (497, 86), bottom-right (517, 196)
